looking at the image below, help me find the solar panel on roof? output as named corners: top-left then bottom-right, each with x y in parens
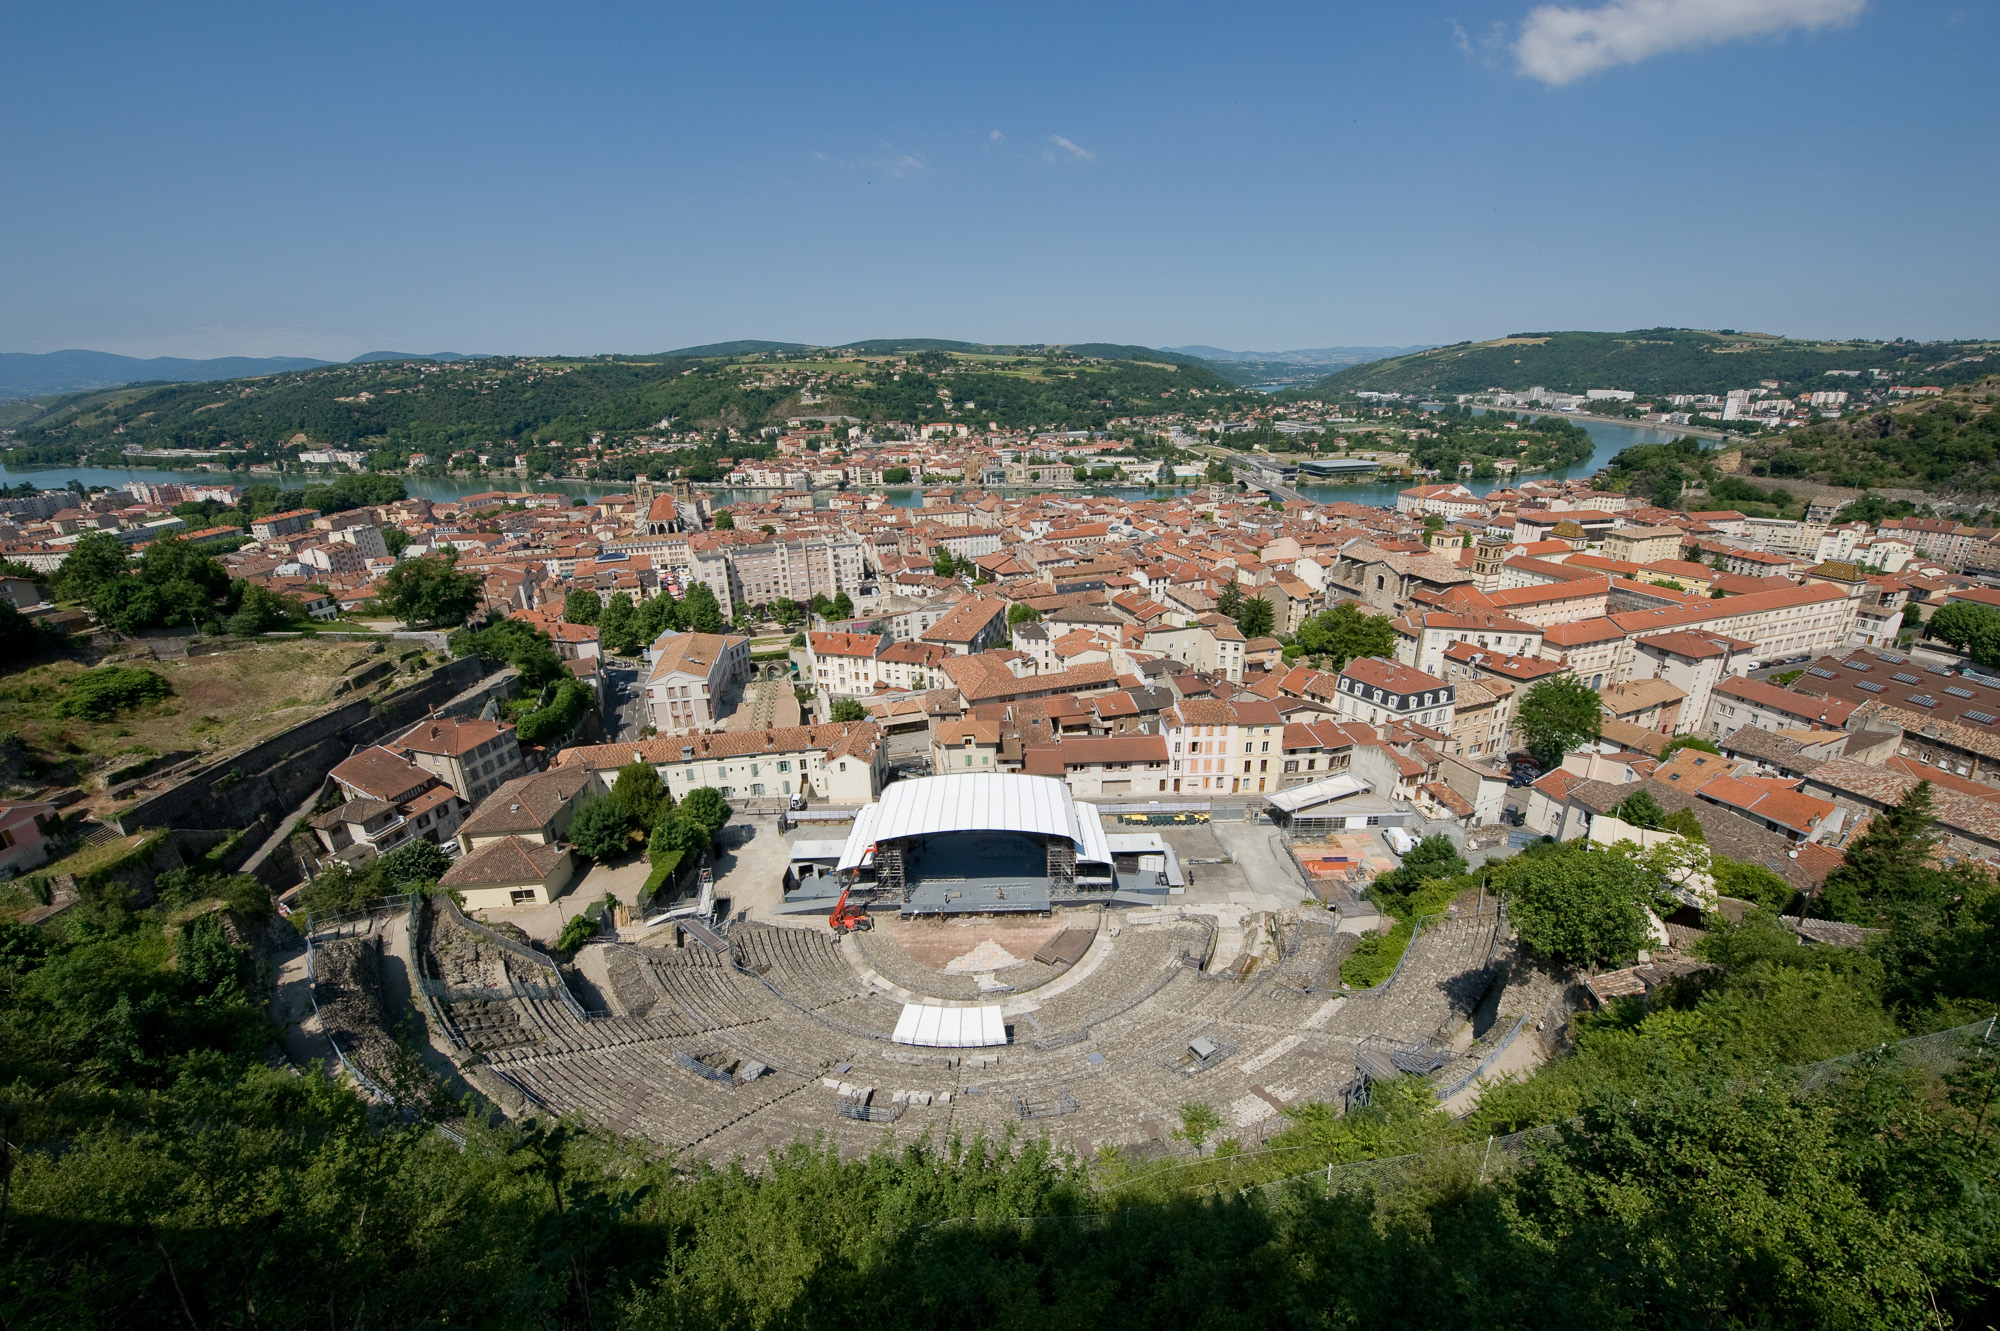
top-left (1927, 665), bottom-right (1953, 676)
top-left (1909, 695), bottom-right (1938, 708)
top-left (1878, 652), bottom-right (1906, 664)
top-left (1967, 711), bottom-right (1998, 725)
top-left (1892, 672), bottom-right (1921, 684)
top-left (1843, 660), bottom-right (1871, 671)
top-left (1806, 667), bottom-right (1837, 679)
top-left (1946, 686), bottom-right (1976, 699)
top-left (1855, 680), bottom-right (1884, 692)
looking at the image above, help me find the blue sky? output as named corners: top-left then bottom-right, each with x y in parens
top-left (3, 0), bottom-right (1993, 358)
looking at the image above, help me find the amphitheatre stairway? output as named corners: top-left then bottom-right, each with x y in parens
top-left (402, 900), bottom-right (1514, 1161)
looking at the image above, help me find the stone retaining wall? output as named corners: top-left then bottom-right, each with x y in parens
top-left (112, 656), bottom-right (499, 838)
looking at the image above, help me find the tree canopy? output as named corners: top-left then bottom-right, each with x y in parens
top-left (1517, 675), bottom-right (1605, 769)
top-left (1292, 602), bottom-right (1397, 670)
top-left (372, 549), bottom-right (480, 627)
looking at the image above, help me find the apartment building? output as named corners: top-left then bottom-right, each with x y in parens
top-left (1163, 698), bottom-right (1285, 795)
top-left (1392, 609), bottom-right (1543, 678)
top-left (645, 630), bottom-right (752, 733)
top-left (391, 716), bottom-right (526, 806)
top-left (1022, 734), bottom-right (1172, 797)
top-left (1331, 657), bottom-right (1457, 733)
top-left (920, 598), bottom-right (1009, 655)
top-left (1702, 676), bottom-right (1858, 740)
top-left (1601, 526), bottom-right (1685, 565)
top-left (556, 721), bottom-right (886, 803)
top-left (1446, 678), bottom-right (1514, 760)
top-left (1631, 630), bottom-right (1755, 734)
top-left (321, 745), bottom-right (471, 861)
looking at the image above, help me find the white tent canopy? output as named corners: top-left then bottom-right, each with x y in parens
top-left (892, 1003), bottom-right (1007, 1048)
top-left (837, 774), bottom-right (1111, 871)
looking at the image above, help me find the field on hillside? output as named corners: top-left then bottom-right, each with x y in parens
top-left (0, 638), bottom-right (392, 803)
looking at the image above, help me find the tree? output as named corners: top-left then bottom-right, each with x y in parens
top-left (1499, 844), bottom-right (1657, 968)
top-left (1203, 458), bottom-right (1232, 482)
top-left (568, 797), bottom-right (634, 860)
top-left (680, 582), bottom-right (724, 635)
top-left (610, 761), bottom-right (668, 829)
top-left (0, 600), bottom-right (52, 658)
top-left (598, 591), bottom-right (642, 655)
top-left (712, 510), bottom-right (735, 530)
top-left (374, 549), bottom-right (480, 627)
top-left (225, 582), bottom-right (305, 636)
top-left (677, 786), bottom-right (732, 838)
top-left (1816, 780), bottom-right (1941, 922)
top-left (830, 698), bottom-right (868, 723)
top-left (1008, 603), bottom-right (1042, 626)
top-left (931, 546), bottom-right (957, 578)
top-left (1235, 595), bottom-right (1275, 639)
top-left (882, 467), bottom-right (911, 484)
top-left (831, 591), bottom-right (853, 620)
top-left (771, 598), bottom-right (800, 627)
top-left (55, 531), bottom-right (133, 602)
top-left (1293, 602), bottom-right (1397, 670)
top-left (1609, 789), bottom-right (1666, 829)
top-left (1517, 675), bottom-right (1604, 769)
top-left (564, 588), bottom-right (602, 625)
top-left (1215, 582), bottom-right (1243, 618)
top-left (1927, 602), bottom-right (2000, 669)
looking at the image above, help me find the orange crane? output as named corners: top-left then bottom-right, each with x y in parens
top-left (828, 885), bottom-right (872, 934)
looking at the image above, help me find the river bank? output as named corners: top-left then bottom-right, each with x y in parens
top-left (0, 414), bottom-right (1699, 512)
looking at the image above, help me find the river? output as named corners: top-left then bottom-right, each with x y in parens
top-left (0, 414), bottom-right (1691, 513)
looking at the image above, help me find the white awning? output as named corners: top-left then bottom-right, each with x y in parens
top-left (1265, 772), bottom-right (1371, 813)
top-left (892, 1003), bottom-right (1007, 1048)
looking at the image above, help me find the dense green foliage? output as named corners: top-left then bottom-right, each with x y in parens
top-left (1745, 388), bottom-right (2000, 493)
top-left (1402, 404), bottom-right (1594, 475)
top-left (1290, 601), bottom-right (1396, 669)
top-left (1516, 675), bottom-right (1603, 768)
top-left (297, 838), bottom-right (453, 916)
top-left (1929, 601), bottom-right (2000, 668)
top-left (49, 665), bottom-right (173, 720)
top-left (1312, 328), bottom-right (1998, 398)
top-left (1496, 841), bottom-right (1660, 968)
top-left (55, 532), bottom-right (247, 635)
top-left (566, 796), bottom-right (632, 860)
top-left (372, 548), bottom-right (480, 626)
top-left (830, 698), bottom-right (869, 723)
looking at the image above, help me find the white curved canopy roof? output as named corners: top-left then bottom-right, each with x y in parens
top-left (836, 774), bottom-right (1110, 871)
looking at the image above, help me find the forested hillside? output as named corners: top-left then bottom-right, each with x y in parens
top-left (1309, 329), bottom-right (1998, 399)
top-left (3, 345), bottom-right (1253, 470)
top-left (1733, 375), bottom-right (2000, 494)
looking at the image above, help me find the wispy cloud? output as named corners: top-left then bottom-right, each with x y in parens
top-left (811, 147), bottom-right (927, 179)
top-left (1044, 134), bottom-right (1095, 162)
top-left (1512, 0), bottom-right (1866, 85)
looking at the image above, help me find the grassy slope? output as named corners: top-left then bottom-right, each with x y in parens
top-left (0, 639), bottom-right (387, 804)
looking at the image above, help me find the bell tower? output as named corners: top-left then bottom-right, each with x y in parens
top-left (1472, 535), bottom-right (1507, 591)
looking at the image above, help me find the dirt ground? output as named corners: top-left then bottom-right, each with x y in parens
top-left (884, 915), bottom-right (1068, 972)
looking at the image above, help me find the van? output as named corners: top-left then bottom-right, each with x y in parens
top-left (1381, 827), bottom-right (1418, 857)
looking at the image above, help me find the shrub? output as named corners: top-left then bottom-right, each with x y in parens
top-left (53, 667), bottom-right (173, 721)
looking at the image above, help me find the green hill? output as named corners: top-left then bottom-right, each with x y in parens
top-left (3, 344), bottom-right (1254, 471)
top-left (1304, 329), bottom-right (2000, 399)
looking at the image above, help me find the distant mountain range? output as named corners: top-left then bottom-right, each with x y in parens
top-left (1164, 344), bottom-right (1435, 367)
top-left (0, 349), bottom-right (480, 398)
